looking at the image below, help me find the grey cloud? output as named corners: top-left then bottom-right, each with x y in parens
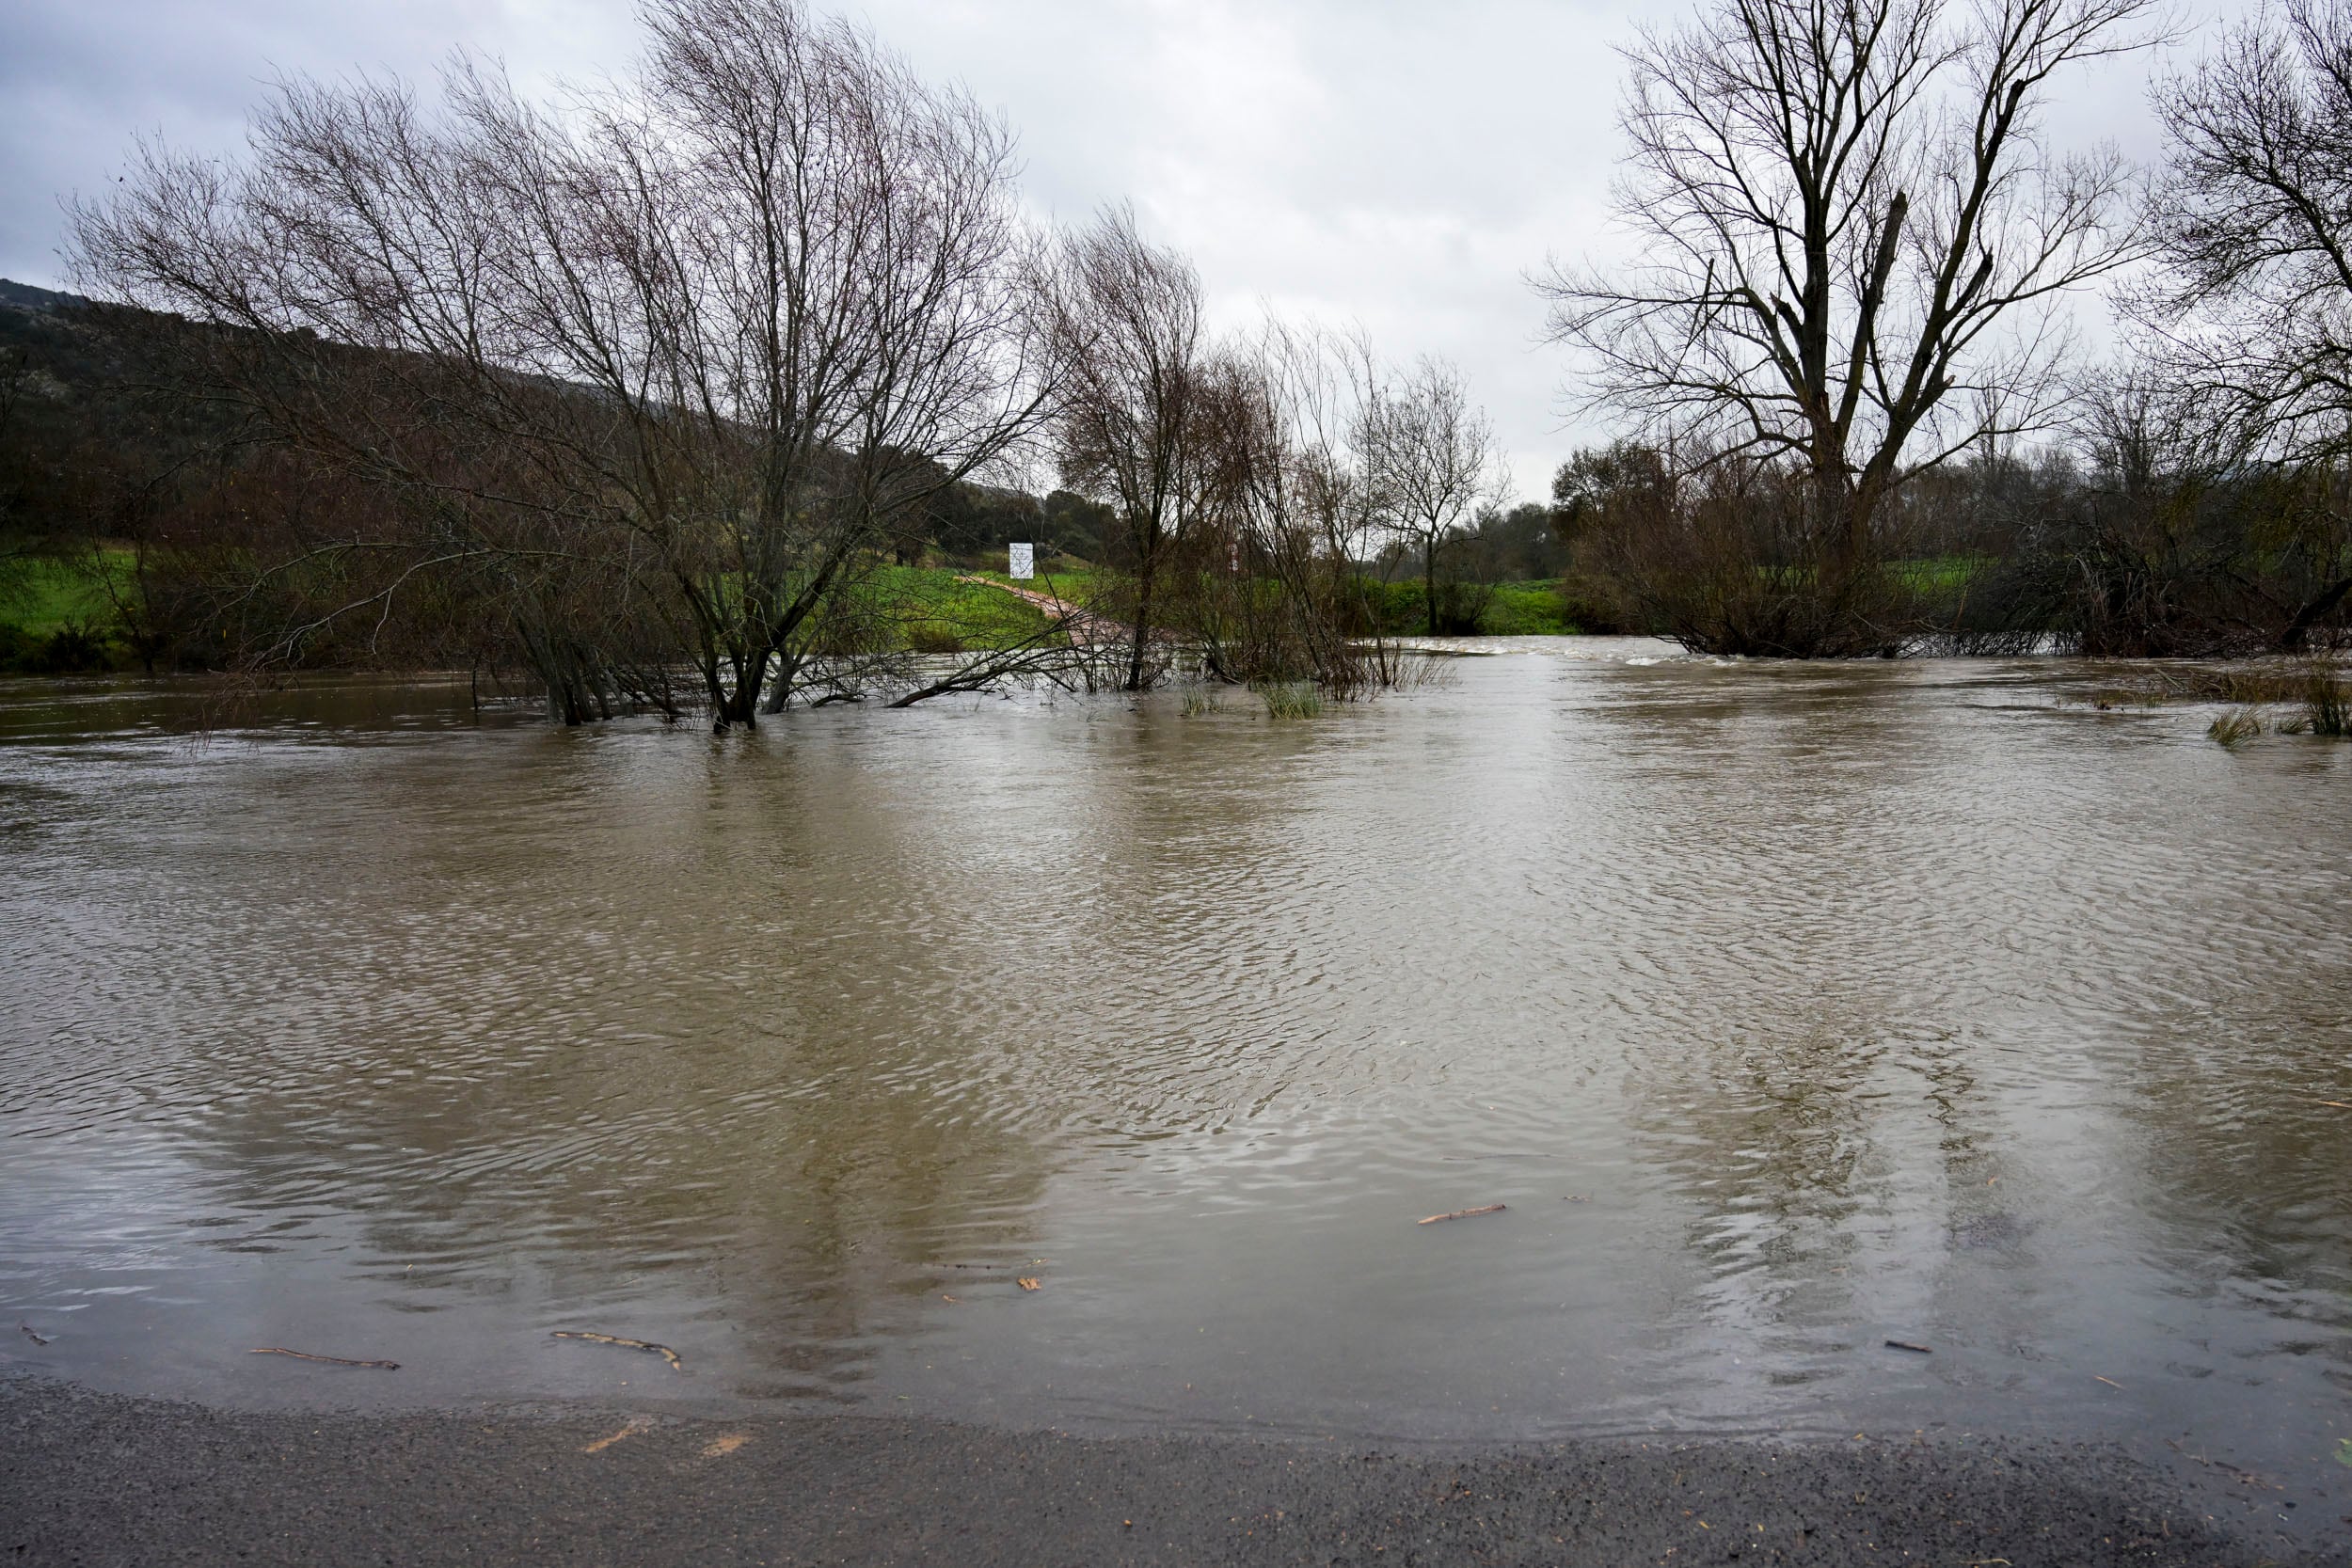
top-left (1, 0), bottom-right (2241, 497)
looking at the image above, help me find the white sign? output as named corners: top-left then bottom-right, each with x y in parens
top-left (1009, 542), bottom-right (1035, 579)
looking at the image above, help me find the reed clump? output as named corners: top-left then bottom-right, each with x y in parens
top-left (2090, 657), bottom-right (2348, 745)
top-left (1256, 681), bottom-right (1323, 720)
top-left (2166, 666), bottom-right (2325, 705)
top-left (2303, 665), bottom-right (2349, 735)
top-left (2208, 707), bottom-right (2264, 747)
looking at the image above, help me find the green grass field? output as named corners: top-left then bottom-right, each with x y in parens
top-left (872, 565), bottom-right (1055, 651)
top-left (1893, 555), bottom-right (1994, 594)
top-left (0, 553), bottom-right (128, 638)
top-left (1359, 576), bottom-right (1585, 637)
top-left (0, 552), bottom-right (139, 673)
top-left (0, 553), bottom-right (1597, 677)
top-left (1481, 581), bottom-right (1582, 636)
top-left (961, 567), bottom-right (1587, 639)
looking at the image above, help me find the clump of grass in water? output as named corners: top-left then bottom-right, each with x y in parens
top-left (2089, 657), bottom-right (2349, 741)
top-left (1180, 689), bottom-right (1223, 717)
top-left (2241, 662), bottom-right (2349, 736)
top-left (1256, 681), bottom-right (1322, 720)
top-left (2208, 707), bottom-right (2264, 748)
top-left (2304, 664), bottom-right (2349, 736)
top-left (2107, 663), bottom-right (2325, 706)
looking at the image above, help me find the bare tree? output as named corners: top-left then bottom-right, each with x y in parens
top-left (1537, 0), bottom-right (2156, 615)
top-left (1359, 356), bottom-right (1505, 636)
top-left (2142, 0), bottom-right (2352, 451)
top-left (2136, 0), bottom-right (2352, 644)
top-left (1047, 206), bottom-right (1210, 690)
top-left (70, 0), bottom-right (1056, 725)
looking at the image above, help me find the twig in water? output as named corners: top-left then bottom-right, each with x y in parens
top-left (1418, 1204), bottom-right (1506, 1225)
top-left (1883, 1339), bottom-right (1933, 1354)
top-left (19, 1323), bottom-right (51, 1346)
top-left (249, 1347), bottom-right (399, 1369)
top-left (551, 1330), bottom-right (683, 1371)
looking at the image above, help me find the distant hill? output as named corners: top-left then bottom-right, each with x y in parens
top-left (1, 275), bottom-right (223, 566)
top-left (0, 278), bottom-right (90, 314)
top-left (1, 277), bottom-right (1109, 583)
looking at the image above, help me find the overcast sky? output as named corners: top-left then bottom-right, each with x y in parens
top-left (0, 0), bottom-right (2244, 499)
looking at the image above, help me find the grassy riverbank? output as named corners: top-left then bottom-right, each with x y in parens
top-left (0, 557), bottom-right (1594, 674)
top-left (0, 552), bottom-right (136, 673)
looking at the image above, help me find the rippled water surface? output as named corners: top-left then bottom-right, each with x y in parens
top-left (3, 646), bottom-right (2347, 1497)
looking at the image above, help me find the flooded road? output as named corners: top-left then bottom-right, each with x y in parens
top-left (2, 644), bottom-right (2347, 1510)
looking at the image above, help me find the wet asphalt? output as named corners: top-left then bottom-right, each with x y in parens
top-left (1, 1377), bottom-right (2339, 1566)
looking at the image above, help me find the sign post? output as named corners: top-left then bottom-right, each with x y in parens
top-left (1009, 543), bottom-right (1034, 580)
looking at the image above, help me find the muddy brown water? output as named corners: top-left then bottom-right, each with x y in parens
top-left (2, 644), bottom-right (2347, 1513)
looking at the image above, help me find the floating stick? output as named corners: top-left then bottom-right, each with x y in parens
top-left (552, 1330), bottom-right (684, 1371)
top-left (250, 1347), bottom-right (399, 1369)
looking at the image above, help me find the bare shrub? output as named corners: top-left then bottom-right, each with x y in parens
top-left (1553, 444), bottom-right (1940, 656)
top-left (1181, 325), bottom-right (1403, 693)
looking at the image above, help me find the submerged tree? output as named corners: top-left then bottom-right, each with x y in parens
top-left (70, 0), bottom-right (1057, 723)
top-left (1538, 0), bottom-right (2157, 654)
top-left (1046, 206), bottom-right (1212, 691)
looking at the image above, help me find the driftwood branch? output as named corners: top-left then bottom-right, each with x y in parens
top-left (249, 1346), bottom-right (400, 1369)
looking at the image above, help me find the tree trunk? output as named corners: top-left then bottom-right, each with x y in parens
top-left (1126, 553), bottom-right (1157, 691)
top-left (2280, 576), bottom-right (2352, 652)
top-left (716, 656), bottom-right (767, 728)
top-left (1423, 536), bottom-right (1438, 636)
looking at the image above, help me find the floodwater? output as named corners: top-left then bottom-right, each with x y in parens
top-left (2, 644), bottom-right (2347, 1506)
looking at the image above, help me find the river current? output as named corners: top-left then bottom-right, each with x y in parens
top-left (2, 642), bottom-right (2346, 1509)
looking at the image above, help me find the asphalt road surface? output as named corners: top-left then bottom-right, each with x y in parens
top-left (2, 1378), bottom-right (2337, 1565)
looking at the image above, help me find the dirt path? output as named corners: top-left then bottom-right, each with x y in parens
top-left (956, 574), bottom-right (1131, 648)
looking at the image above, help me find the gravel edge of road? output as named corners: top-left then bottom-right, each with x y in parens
top-left (2, 1375), bottom-right (2338, 1566)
